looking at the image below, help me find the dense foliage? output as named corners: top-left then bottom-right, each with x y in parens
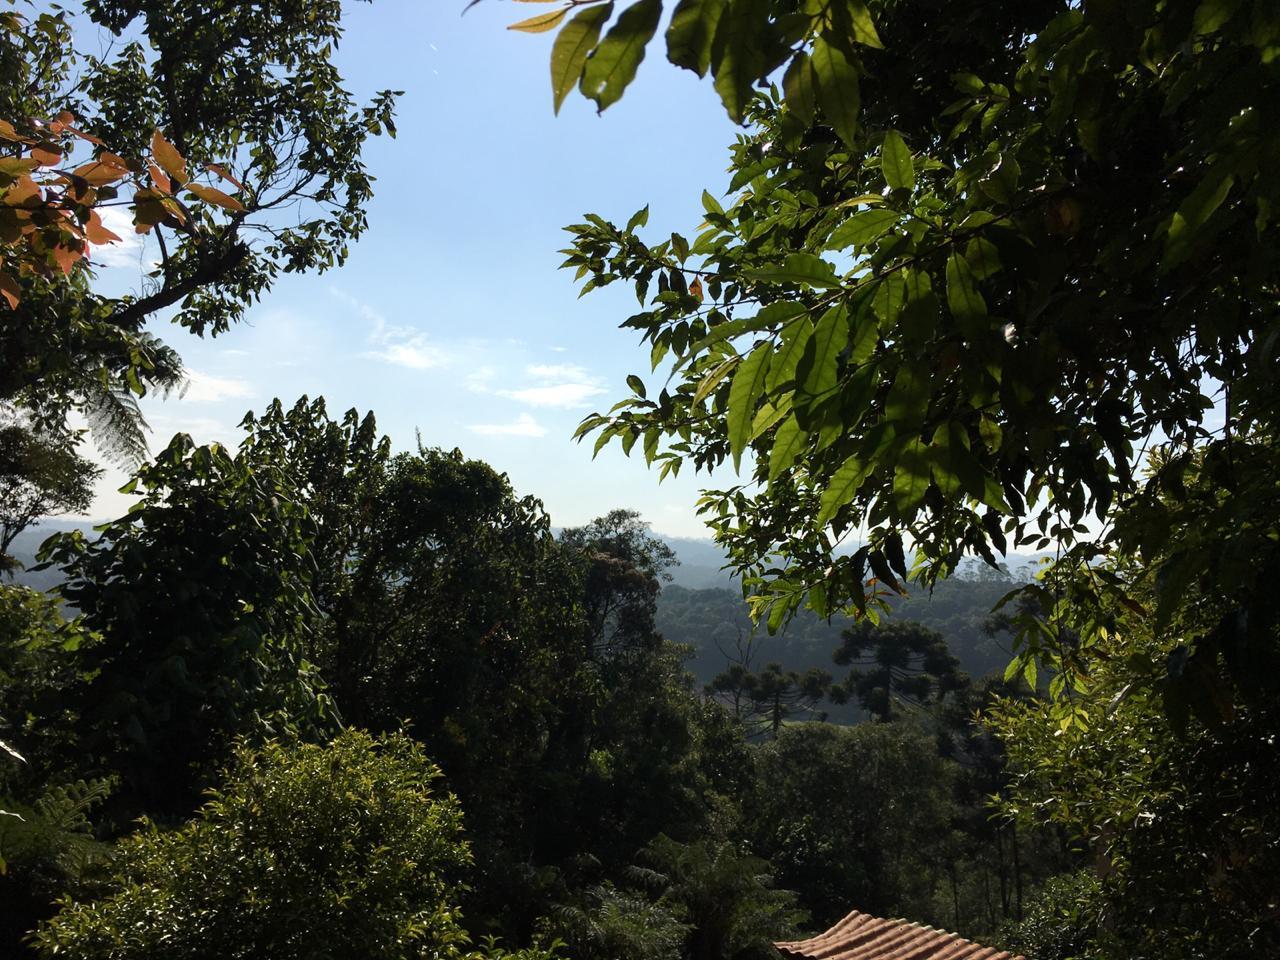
top-left (30, 730), bottom-right (551, 960)
top-left (2, 1), bottom-right (1276, 958)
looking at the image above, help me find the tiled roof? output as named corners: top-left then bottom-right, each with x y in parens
top-left (775, 908), bottom-right (1024, 960)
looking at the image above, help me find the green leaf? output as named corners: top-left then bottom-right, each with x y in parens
top-left (847, 0), bottom-right (884, 48)
top-left (1193, 0), bottom-right (1244, 35)
top-left (978, 416), bottom-right (1002, 452)
top-left (626, 205), bottom-right (649, 232)
top-left (765, 318), bottom-right (813, 391)
top-left (945, 250), bottom-right (987, 334)
top-left (509, 7), bottom-right (570, 33)
top-left (884, 363), bottom-right (928, 431)
top-left (747, 252), bottom-right (840, 288)
top-left (811, 35), bottom-right (861, 149)
top-left (818, 454), bottom-right (870, 526)
top-left (872, 273), bottom-right (905, 327)
top-left (880, 130), bottom-right (914, 190)
top-left (1165, 170), bottom-right (1235, 268)
top-left (893, 437), bottom-right (931, 513)
top-left (580, 0), bottom-right (662, 112)
top-left (727, 346), bottom-right (772, 469)
top-left (769, 414), bottom-right (805, 481)
top-left (750, 399), bottom-right (790, 440)
top-left (826, 208), bottom-right (898, 250)
top-left (782, 52), bottom-right (816, 124)
top-left (691, 301), bottom-right (805, 352)
top-left (965, 236), bottom-right (1002, 279)
top-left (701, 189), bottom-right (725, 215)
top-left (900, 269), bottom-right (939, 342)
top-left (797, 304), bottom-right (849, 401)
top-left (709, 0), bottom-right (771, 122)
top-left (666, 0), bottom-right (725, 76)
top-left (693, 356), bottom-right (738, 406)
top-left (626, 373), bottom-right (647, 398)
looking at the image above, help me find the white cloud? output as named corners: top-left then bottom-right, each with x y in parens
top-left (466, 365), bottom-right (497, 393)
top-left (181, 370), bottom-right (255, 403)
top-left (526, 363), bottom-right (591, 380)
top-left (495, 363), bottom-right (607, 409)
top-left (466, 413), bottom-right (547, 437)
top-left (498, 383), bottom-right (606, 408)
top-left (88, 207), bottom-right (150, 270)
top-left (331, 287), bottom-right (449, 370)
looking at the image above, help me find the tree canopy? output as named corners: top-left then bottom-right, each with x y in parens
top-left (504, 0), bottom-right (1280, 728)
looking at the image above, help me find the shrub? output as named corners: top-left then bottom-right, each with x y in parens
top-left (32, 730), bottom-right (548, 960)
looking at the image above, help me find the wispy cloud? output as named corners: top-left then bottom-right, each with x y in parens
top-left (331, 287), bottom-right (449, 370)
top-left (499, 383), bottom-right (606, 408)
top-left (466, 365), bottom-right (497, 393)
top-left (89, 207), bottom-right (150, 270)
top-left (182, 370), bottom-right (255, 403)
top-left (466, 413), bottom-right (547, 437)
top-left (497, 364), bottom-right (606, 409)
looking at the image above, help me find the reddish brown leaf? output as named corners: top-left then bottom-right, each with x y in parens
top-left (0, 269), bottom-right (18, 309)
top-left (71, 159), bottom-right (130, 186)
top-left (30, 142), bottom-right (62, 166)
top-left (52, 238), bottom-right (84, 275)
top-left (0, 120), bottom-right (23, 142)
top-left (65, 125), bottom-right (104, 146)
top-left (186, 182), bottom-right (246, 212)
top-left (3, 175), bottom-right (40, 207)
top-left (148, 161), bottom-right (172, 194)
top-left (689, 277), bottom-right (705, 302)
top-left (85, 209), bottom-right (122, 246)
top-left (206, 163), bottom-right (244, 190)
top-left (150, 129), bottom-right (187, 182)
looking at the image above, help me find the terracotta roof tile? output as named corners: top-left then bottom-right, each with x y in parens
top-left (775, 909), bottom-right (1024, 960)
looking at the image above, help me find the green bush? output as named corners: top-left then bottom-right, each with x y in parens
top-left (32, 730), bottom-right (550, 960)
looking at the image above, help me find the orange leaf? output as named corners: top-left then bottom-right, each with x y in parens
top-left (65, 125), bottom-right (104, 146)
top-left (507, 7), bottom-right (568, 32)
top-left (186, 182), bottom-right (246, 212)
top-left (150, 129), bottom-right (187, 182)
top-left (55, 110), bottom-right (74, 125)
top-left (0, 269), bottom-right (18, 309)
top-left (71, 160), bottom-right (129, 186)
top-left (0, 120), bottom-right (24, 142)
top-left (689, 277), bottom-right (705, 302)
top-left (148, 161), bottom-right (172, 194)
top-left (206, 163), bottom-right (244, 190)
top-left (52, 239), bottom-right (85, 275)
top-left (30, 142), bottom-right (62, 166)
top-left (3, 175), bottom-right (40, 207)
top-left (85, 209), bottom-right (122, 245)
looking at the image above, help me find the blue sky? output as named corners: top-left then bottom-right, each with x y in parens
top-left (85, 0), bottom-right (744, 537)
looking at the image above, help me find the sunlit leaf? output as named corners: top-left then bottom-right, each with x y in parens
top-left (186, 182), bottom-right (247, 212)
top-left (727, 345), bottom-right (771, 469)
top-left (880, 129), bottom-right (914, 190)
top-left (151, 129), bottom-right (187, 183)
top-left (580, 0), bottom-right (662, 111)
top-left (811, 36), bottom-right (861, 149)
top-left (666, 0), bottom-right (725, 76)
top-left (508, 7), bottom-right (569, 32)
top-left (551, 3), bottom-right (613, 112)
top-left (818, 453), bottom-right (870, 525)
